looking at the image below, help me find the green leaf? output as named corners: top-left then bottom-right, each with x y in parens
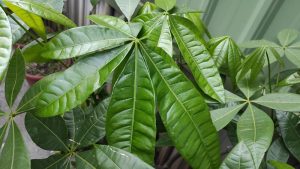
top-left (278, 71), bottom-right (300, 86)
top-left (5, 49), bottom-right (25, 107)
top-left (157, 16), bottom-right (172, 56)
top-left (237, 105), bottom-right (274, 168)
top-left (4, 0), bottom-right (75, 28)
top-left (115, 0), bottom-right (140, 21)
top-left (25, 113), bottom-right (69, 151)
top-left (277, 29), bottom-right (299, 47)
top-left (31, 154), bottom-right (71, 169)
top-left (170, 15), bottom-right (225, 103)
top-left (32, 0), bottom-right (64, 12)
top-left (211, 103), bottom-right (245, 131)
top-left (266, 139), bottom-right (289, 169)
top-left (132, 13), bottom-right (163, 38)
top-left (9, 14), bottom-right (28, 44)
top-left (253, 93), bottom-right (300, 112)
top-left (128, 22), bottom-right (142, 37)
top-left (88, 15), bottom-right (133, 37)
top-left (34, 44), bottom-right (132, 117)
top-left (225, 90), bottom-right (245, 103)
top-left (285, 48), bottom-right (300, 67)
top-left (75, 145), bottom-right (154, 169)
top-left (0, 122), bottom-right (9, 146)
top-left (220, 141), bottom-right (255, 169)
top-left (4, 1), bottom-right (46, 39)
top-left (0, 120), bottom-right (30, 169)
top-left (137, 2), bottom-right (158, 15)
top-left (237, 73), bottom-right (262, 99)
top-left (0, 7), bottom-right (12, 81)
top-left (268, 161), bottom-right (295, 169)
top-left (183, 12), bottom-right (211, 38)
top-left (64, 106), bottom-right (106, 149)
top-left (107, 47), bottom-right (156, 164)
top-left (209, 36), bottom-right (243, 85)
top-left (239, 40), bottom-right (280, 48)
top-left (140, 45), bottom-right (221, 169)
top-left (90, 0), bottom-right (100, 7)
top-left (276, 111), bottom-right (300, 162)
top-left (23, 25), bottom-right (131, 61)
top-left (155, 0), bottom-right (176, 11)
top-left (156, 133), bottom-right (173, 147)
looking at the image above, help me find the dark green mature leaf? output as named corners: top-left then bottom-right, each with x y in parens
top-left (170, 15), bottom-right (225, 103)
top-left (0, 7), bottom-right (12, 81)
top-left (65, 106), bottom-right (106, 149)
top-left (25, 113), bottom-right (69, 151)
top-left (220, 141), bottom-right (255, 169)
top-left (278, 71), bottom-right (300, 86)
top-left (31, 154), bottom-right (71, 169)
top-left (211, 103), bottom-right (245, 131)
top-left (133, 13), bottom-right (163, 37)
top-left (237, 105), bottom-right (274, 168)
top-left (0, 122), bottom-right (8, 146)
top-left (4, 0), bottom-right (75, 27)
top-left (268, 161), bottom-right (295, 169)
top-left (115, 0), bottom-right (140, 21)
top-left (140, 45), bottom-right (221, 169)
top-left (76, 145), bottom-right (154, 169)
top-left (9, 14), bottom-right (28, 44)
top-left (277, 111), bottom-right (300, 162)
top-left (253, 93), bottom-right (300, 112)
top-left (237, 73), bottom-right (262, 99)
top-left (266, 139), bottom-right (289, 169)
top-left (155, 0), bottom-right (176, 11)
top-left (23, 25), bottom-right (131, 61)
top-left (277, 29), bottom-right (299, 47)
top-left (0, 120), bottom-right (30, 169)
top-left (34, 44), bottom-right (132, 117)
top-left (5, 49), bottom-right (25, 107)
top-left (4, 1), bottom-right (46, 39)
top-left (88, 15), bottom-right (133, 37)
top-left (209, 36), bottom-right (243, 85)
top-left (107, 48), bottom-right (156, 164)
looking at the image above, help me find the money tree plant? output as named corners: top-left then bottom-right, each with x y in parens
top-left (0, 0), bottom-right (300, 169)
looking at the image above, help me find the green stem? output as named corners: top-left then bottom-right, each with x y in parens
top-left (266, 51), bottom-right (272, 93)
top-left (0, 4), bottom-right (44, 46)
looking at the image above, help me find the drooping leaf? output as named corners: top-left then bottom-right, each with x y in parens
top-left (4, 0), bottom-right (75, 27)
top-left (23, 25), bottom-right (131, 61)
top-left (211, 103), bottom-right (245, 131)
top-left (140, 45), bottom-right (221, 169)
top-left (5, 49), bottom-right (25, 107)
top-left (34, 44), bottom-right (132, 117)
top-left (9, 14), bottom-right (28, 44)
top-left (276, 111), bottom-right (300, 162)
top-left (0, 120), bottom-right (30, 169)
top-left (253, 93), bottom-right (300, 112)
top-left (31, 154), bottom-right (71, 169)
top-left (0, 7), bottom-right (12, 81)
top-left (209, 36), bottom-right (243, 85)
top-left (220, 141), bottom-right (255, 169)
top-left (268, 160), bottom-right (295, 169)
top-left (237, 105), bottom-right (274, 168)
top-left (157, 16), bottom-right (172, 56)
top-left (170, 15), bottom-right (225, 103)
top-left (277, 29), bottom-right (299, 47)
top-left (115, 0), bottom-right (140, 21)
top-left (75, 145), bottom-right (154, 169)
top-left (88, 15), bottom-right (133, 36)
top-left (25, 113), bottom-right (69, 151)
top-left (155, 0), bottom-right (176, 11)
top-left (266, 139), bottom-right (289, 169)
top-left (107, 47), bottom-right (156, 164)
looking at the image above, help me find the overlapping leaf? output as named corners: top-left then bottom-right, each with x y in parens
top-left (115, 0), bottom-right (140, 21)
top-left (9, 14), bottom-right (28, 43)
top-left (31, 154), bottom-right (71, 169)
top-left (266, 139), bottom-right (289, 169)
top-left (155, 0), bottom-right (176, 11)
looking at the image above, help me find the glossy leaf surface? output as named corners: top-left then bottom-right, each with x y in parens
top-left (31, 154), bottom-right (71, 169)
top-left (158, 17), bottom-right (172, 56)
top-left (266, 139), bottom-right (289, 169)
top-left (9, 14), bottom-right (28, 43)
top-left (155, 0), bottom-right (176, 11)
top-left (115, 0), bottom-right (140, 21)
top-left (268, 161), bottom-right (294, 169)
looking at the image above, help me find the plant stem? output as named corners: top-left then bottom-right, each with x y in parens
top-left (0, 4), bottom-right (44, 46)
top-left (266, 51), bottom-right (272, 93)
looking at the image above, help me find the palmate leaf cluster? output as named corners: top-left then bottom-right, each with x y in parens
top-left (0, 0), bottom-right (300, 169)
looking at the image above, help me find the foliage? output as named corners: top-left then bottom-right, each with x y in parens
top-left (0, 0), bottom-right (300, 169)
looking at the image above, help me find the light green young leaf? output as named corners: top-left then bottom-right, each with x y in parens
top-left (220, 141), bottom-right (255, 169)
top-left (4, 0), bottom-right (75, 28)
top-left (276, 111), bottom-right (300, 162)
top-left (23, 25), bottom-right (131, 61)
top-left (76, 145), bottom-right (154, 169)
top-left (266, 139), bottom-right (289, 169)
top-left (158, 17), bottom-right (172, 56)
top-left (253, 93), bottom-right (300, 112)
top-left (155, 0), bottom-right (176, 11)
top-left (183, 12), bottom-right (211, 38)
top-left (277, 29), bottom-right (299, 47)
top-left (237, 105), bottom-right (274, 168)
top-left (0, 7), bottom-right (12, 81)
top-left (0, 120), bottom-right (30, 169)
top-left (211, 103), bottom-right (246, 131)
top-left (170, 15), bottom-right (225, 103)
top-left (107, 47), bottom-right (156, 164)
top-left (268, 160), bottom-right (295, 169)
top-left (115, 0), bottom-right (140, 21)
top-left (34, 44), bottom-right (132, 117)
top-left (5, 49), bottom-right (25, 108)
top-left (137, 2), bottom-right (158, 15)
top-left (141, 45), bottom-right (221, 169)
